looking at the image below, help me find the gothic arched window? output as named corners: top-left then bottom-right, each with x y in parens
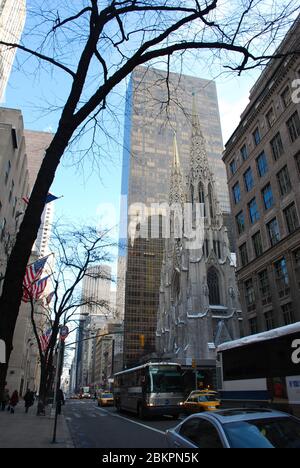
top-left (171, 270), bottom-right (180, 302)
top-left (208, 183), bottom-right (214, 219)
top-left (207, 267), bottom-right (221, 305)
top-left (198, 182), bottom-right (206, 217)
top-left (190, 184), bottom-right (194, 204)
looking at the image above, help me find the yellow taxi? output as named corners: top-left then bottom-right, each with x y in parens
top-left (183, 391), bottom-right (220, 413)
top-left (97, 392), bottom-right (114, 407)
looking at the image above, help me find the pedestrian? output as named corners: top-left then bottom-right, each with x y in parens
top-left (9, 390), bottom-right (19, 414)
top-left (0, 384), bottom-right (10, 411)
top-left (56, 388), bottom-right (65, 415)
top-left (24, 389), bottom-right (35, 413)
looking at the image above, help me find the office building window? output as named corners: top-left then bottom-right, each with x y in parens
top-left (262, 183), bottom-right (274, 210)
top-left (5, 160), bottom-right (11, 185)
top-left (266, 107), bottom-right (276, 128)
top-left (240, 144), bottom-right (248, 161)
top-left (0, 218), bottom-right (6, 242)
top-left (256, 151), bottom-right (268, 177)
top-left (249, 317), bottom-right (258, 335)
top-left (281, 86), bottom-right (291, 108)
top-left (245, 279), bottom-right (255, 307)
top-left (236, 211), bottom-right (245, 235)
top-left (253, 127), bottom-right (261, 146)
top-left (270, 132), bottom-right (284, 161)
top-left (8, 180), bottom-right (14, 203)
top-left (267, 218), bottom-right (280, 246)
top-left (282, 303), bottom-right (294, 325)
top-left (12, 196), bottom-right (17, 218)
top-left (264, 311), bottom-right (275, 331)
top-left (230, 159), bottom-right (237, 175)
top-left (295, 151), bottom-right (300, 175)
top-left (232, 182), bottom-right (241, 204)
top-left (258, 270), bottom-right (270, 297)
top-left (252, 231), bottom-right (263, 257)
top-left (239, 242), bottom-right (248, 267)
top-left (248, 198), bottom-right (260, 224)
top-left (244, 167), bottom-right (254, 191)
top-left (287, 111), bottom-right (300, 142)
top-left (284, 203), bottom-right (299, 234)
top-left (274, 257), bottom-right (289, 288)
top-left (277, 165), bottom-right (291, 196)
top-left (294, 248), bottom-right (300, 269)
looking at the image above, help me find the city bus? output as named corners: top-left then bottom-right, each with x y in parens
top-left (79, 386), bottom-right (91, 399)
top-left (114, 362), bottom-right (184, 419)
top-left (216, 322), bottom-right (300, 416)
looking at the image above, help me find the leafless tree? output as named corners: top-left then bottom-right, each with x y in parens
top-left (25, 223), bottom-right (115, 412)
top-left (0, 0), bottom-right (299, 394)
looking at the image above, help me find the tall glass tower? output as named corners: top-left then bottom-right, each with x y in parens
top-left (118, 66), bottom-right (230, 368)
top-left (0, 0), bottom-right (26, 102)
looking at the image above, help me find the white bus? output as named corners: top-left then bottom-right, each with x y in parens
top-left (216, 322), bottom-right (300, 416)
top-left (114, 362), bottom-right (184, 419)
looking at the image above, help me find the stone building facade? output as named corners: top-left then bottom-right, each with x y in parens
top-left (156, 99), bottom-right (241, 381)
top-left (222, 18), bottom-right (300, 336)
top-left (0, 108), bottom-right (53, 395)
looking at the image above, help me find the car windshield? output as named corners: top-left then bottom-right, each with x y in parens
top-left (149, 368), bottom-right (183, 393)
top-left (196, 395), bottom-right (218, 402)
top-left (223, 417), bottom-right (300, 448)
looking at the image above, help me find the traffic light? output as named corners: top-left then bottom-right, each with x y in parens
top-left (192, 358), bottom-right (197, 369)
top-left (139, 334), bottom-right (145, 348)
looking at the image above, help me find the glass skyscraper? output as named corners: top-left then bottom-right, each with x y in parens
top-left (0, 0), bottom-right (26, 102)
top-left (118, 66), bottom-right (229, 368)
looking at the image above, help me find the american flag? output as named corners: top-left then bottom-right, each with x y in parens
top-left (23, 193), bottom-right (60, 205)
top-left (22, 276), bottom-right (50, 303)
top-left (23, 256), bottom-right (48, 289)
top-left (40, 328), bottom-right (52, 353)
top-left (46, 291), bottom-right (55, 305)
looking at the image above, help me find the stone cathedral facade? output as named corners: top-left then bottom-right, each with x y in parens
top-left (156, 99), bottom-right (241, 375)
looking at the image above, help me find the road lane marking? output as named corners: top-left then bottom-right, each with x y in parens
top-left (96, 408), bottom-right (165, 435)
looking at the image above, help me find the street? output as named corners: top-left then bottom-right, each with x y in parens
top-left (64, 399), bottom-right (178, 448)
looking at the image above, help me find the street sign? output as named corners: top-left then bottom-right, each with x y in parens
top-left (60, 325), bottom-right (69, 341)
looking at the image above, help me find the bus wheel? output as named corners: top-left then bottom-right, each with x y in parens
top-left (138, 404), bottom-right (145, 419)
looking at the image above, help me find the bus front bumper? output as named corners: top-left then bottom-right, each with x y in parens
top-left (144, 404), bottom-right (183, 416)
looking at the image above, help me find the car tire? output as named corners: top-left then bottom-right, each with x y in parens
top-left (138, 404), bottom-right (145, 420)
top-left (116, 401), bottom-right (121, 412)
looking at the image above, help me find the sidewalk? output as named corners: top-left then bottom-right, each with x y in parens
top-left (0, 402), bottom-right (74, 448)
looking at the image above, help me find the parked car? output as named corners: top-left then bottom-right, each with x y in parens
top-left (166, 408), bottom-right (300, 448)
top-left (98, 392), bottom-right (114, 407)
top-left (183, 392), bottom-right (220, 413)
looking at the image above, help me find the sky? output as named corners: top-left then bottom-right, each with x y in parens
top-left (1, 4), bottom-right (264, 281)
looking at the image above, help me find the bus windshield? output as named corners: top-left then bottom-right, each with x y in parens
top-left (148, 366), bottom-right (183, 393)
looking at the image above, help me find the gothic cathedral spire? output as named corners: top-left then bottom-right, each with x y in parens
top-left (169, 132), bottom-right (185, 206)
